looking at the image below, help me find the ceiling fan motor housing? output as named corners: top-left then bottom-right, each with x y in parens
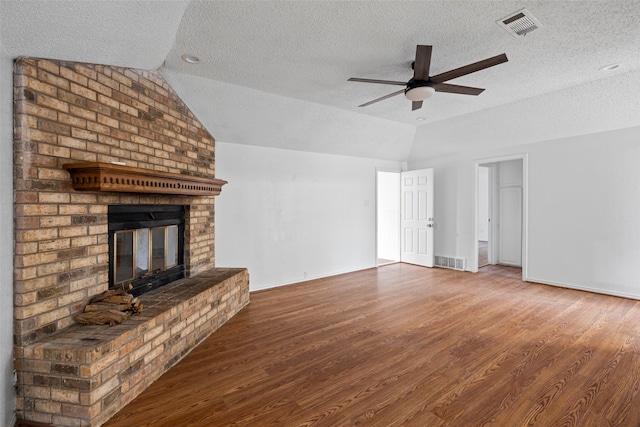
top-left (405, 79), bottom-right (435, 101)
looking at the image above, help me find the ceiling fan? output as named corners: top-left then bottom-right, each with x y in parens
top-left (348, 45), bottom-right (508, 111)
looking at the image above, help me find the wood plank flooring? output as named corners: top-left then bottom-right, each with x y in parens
top-left (478, 240), bottom-right (488, 267)
top-left (103, 264), bottom-right (640, 427)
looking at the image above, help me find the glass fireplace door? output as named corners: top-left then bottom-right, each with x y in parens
top-left (109, 204), bottom-right (185, 296)
top-left (114, 225), bottom-right (179, 286)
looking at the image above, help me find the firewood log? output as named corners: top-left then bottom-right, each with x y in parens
top-left (76, 284), bottom-right (141, 326)
top-left (74, 309), bottom-right (131, 326)
top-left (84, 302), bottom-right (133, 312)
top-left (102, 294), bottom-right (134, 304)
top-left (89, 284), bottom-right (133, 303)
top-left (132, 299), bottom-right (143, 313)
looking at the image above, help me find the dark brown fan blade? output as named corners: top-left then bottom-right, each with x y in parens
top-left (434, 83), bottom-right (485, 96)
top-left (348, 77), bottom-right (407, 86)
top-left (357, 89), bottom-right (405, 107)
top-left (431, 53), bottom-right (508, 84)
top-left (412, 101), bottom-right (423, 111)
top-left (413, 45), bottom-right (432, 81)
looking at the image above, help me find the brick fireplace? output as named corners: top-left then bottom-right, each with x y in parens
top-left (13, 58), bottom-right (249, 426)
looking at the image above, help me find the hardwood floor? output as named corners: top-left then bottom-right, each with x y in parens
top-left (103, 264), bottom-right (640, 427)
top-left (478, 240), bottom-right (488, 267)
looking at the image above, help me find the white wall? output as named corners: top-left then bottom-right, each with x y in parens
top-left (376, 171), bottom-right (400, 261)
top-left (0, 37), bottom-right (15, 427)
top-left (409, 68), bottom-right (640, 163)
top-left (163, 70), bottom-right (417, 162)
top-left (410, 126), bottom-right (640, 299)
top-left (215, 142), bottom-right (403, 290)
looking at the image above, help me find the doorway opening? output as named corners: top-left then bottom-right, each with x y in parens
top-left (478, 166), bottom-right (490, 267)
top-left (475, 155), bottom-right (527, 280)
top-left (376, 170), bottom-right (400, 266)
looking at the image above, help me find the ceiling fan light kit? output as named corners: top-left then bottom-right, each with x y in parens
top-left (349, 45), bottom-right (508, 111)
top-left (405, 84), bottom-right (435, 102)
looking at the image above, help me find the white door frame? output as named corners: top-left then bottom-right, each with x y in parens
top-left (473, 154), bottom-right (528, 281)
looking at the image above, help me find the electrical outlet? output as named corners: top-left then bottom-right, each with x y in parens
top-left (303, 272), bottom-right (308, 279)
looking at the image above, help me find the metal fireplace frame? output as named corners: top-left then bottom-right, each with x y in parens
top-left (108, 204), bottom-right (185, 297)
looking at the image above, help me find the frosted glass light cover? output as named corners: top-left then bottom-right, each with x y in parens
top-left (405, 86), bottom-right (435, 101)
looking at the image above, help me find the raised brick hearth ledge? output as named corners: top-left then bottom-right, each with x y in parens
top-left (17, 268), bottom-right (249, 427)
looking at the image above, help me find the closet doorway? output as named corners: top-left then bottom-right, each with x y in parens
top-left (475, 155), bottom-right (527, 279)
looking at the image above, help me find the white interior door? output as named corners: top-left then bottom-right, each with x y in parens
top-left (400, 169), bottom-right (434, 267)
top-left (498, 186), bottom-right (522, 266)
top-left (497, 160), bottom-right (523, 267)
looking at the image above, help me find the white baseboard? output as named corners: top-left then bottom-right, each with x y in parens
top-left (250, 265), bottom-right (375, 292)
top-left (526, 276), bottom-right (640, 300)
top-left (250, 268), bottom-right (640, 301)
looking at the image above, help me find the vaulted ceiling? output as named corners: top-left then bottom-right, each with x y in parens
top-left (2, 1), bottom-right (640, 162)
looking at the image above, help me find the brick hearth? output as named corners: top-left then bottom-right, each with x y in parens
top-left (18, 269), bottom-right (248, 426)
top-left (13, 57), bottom-right (249, 426)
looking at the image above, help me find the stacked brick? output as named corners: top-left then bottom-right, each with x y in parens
top-left (18, 269), bottom-right (249, 426)
top-left (12, 57), bottom-right (247, 426)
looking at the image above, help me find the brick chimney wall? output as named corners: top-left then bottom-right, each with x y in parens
top-left (13, 57), bottom-right (218, 347)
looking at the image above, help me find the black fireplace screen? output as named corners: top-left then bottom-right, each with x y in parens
top-left (108, 205), bottom-right (185, 297)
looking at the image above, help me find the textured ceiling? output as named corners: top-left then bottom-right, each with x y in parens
top-left (2, 0), bottom-right (640, 162)
top-left (1, 0), bottom-right (189, 69)
top-left (166, 1), bottom-right (640, 126)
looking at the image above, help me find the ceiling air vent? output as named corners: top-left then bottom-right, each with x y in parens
top-left (497, 8), bottom-right (542, 38)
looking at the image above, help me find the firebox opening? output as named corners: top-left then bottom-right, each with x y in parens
top-left (108, 205), bottom-right (185, 297)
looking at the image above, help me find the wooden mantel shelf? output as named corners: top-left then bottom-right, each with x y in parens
top-left (63, 162), bottom-right (227, 196)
